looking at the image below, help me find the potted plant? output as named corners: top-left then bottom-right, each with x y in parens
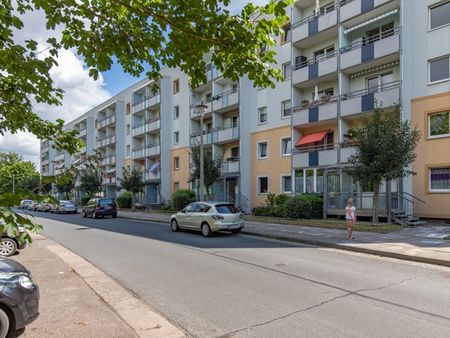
top-left (301, 99), bottom-right (310, 107)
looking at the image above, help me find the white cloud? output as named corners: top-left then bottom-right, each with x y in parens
top-left (227, 0), bottom-right (269, 14)
top-left (0, 9), bottom-right (111, 168)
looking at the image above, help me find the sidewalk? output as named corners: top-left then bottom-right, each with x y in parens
top-left (118, 210), bottom-right (450, 267)
top-left (12, 234), bottom-right (185, 338)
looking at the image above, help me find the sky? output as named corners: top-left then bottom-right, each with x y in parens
top-left (0, 0), bottom-right (268, 167)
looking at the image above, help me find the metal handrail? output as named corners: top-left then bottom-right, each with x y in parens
top-left (293, 50), bottom-right (339, 70)
top-left (191, 86), bottom-right (239, 108)
top-left (133, 93), bottom-right (160, 106)
top-left (340, 80), bottom-right (401, 99)
top-left (293, 96), bottom-right (339, 112)
top-left (190, 123), bottom-right (239, 137)
top-left (341, 27), bottom-right (401, 53)
top-left (132, 116), bottom-right (160, 129)
top-left (292, 3), bottom-right (338, 28)
top-left (293, 142), bottom-right (339, 154)
top-left (97, 135), bottom-right (115, 142)
top-left (132, 144), bottom-right (160, 152)
top-left (97, 115), bottom-right (115, 125)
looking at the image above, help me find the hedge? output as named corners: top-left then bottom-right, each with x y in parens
top-left (253, 194), bottom-right (323, 219)
top-left (172, 189), bottom-right (196, 211)
top-left (116, 191), bottom-right (132, 208)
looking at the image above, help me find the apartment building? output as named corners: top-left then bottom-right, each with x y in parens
top-left (40, 0), bottom-right (450, 218)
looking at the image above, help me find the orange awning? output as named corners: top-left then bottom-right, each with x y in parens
top-left (295, 130), bottom-right (328, 146)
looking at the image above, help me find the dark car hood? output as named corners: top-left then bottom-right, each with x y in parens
top-left (0, 258), bottom-right (28, 273)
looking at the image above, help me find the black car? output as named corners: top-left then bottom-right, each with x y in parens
top-left (0, 258), bottom-right (39, 338)
top-left (82, 198), bottom-right (117, 219)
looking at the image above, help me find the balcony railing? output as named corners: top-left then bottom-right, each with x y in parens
top-left (292, 3), bottom-right (338, 43)
top-left (41, 146), bottom-right (50, 154)
top-left (340, 0), bottom-right (395, 23)
top-left (100, 155), bottom-right (116, 166)
top-left (293, 52), bottom-right (338, 85)
top-left (96, 135), bottom-right (116, 147)
top-left (78, 128), bottom-right (87, 138)
top-left (96, 115), bottom-right (116, 129)
top-left (102, 176), bottom-right (116, 185)
top-left (292, 143), bottom-right (357, 168)
top-left (143, 171), bottom-right (161, 181)
top-left (132, 117), bottom-right (160, 136)
top-left (292, 98), bottom-right (338, 126)
top-left (54, 153), bottom-right (65, 162)
top-left (132, 144), bottom-right (160, 159)
top-left (132, 94), bottom-right (161, 114)
top-left (215, 87), bottom-right (239, 112)
top-left (221, 160), bottom-right (240, 174)
top-left (215, 124), bottom-right (240, 143)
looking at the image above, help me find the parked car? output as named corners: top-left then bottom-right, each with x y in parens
top-left (82, 198), bottom-right (117, 219)
top-left (36, 202), bottom-right (51, 212)
top-left (50, 200), bottom-right (77, 214)
top-left (17, 200), bottom-right (32, 210)
top-left (0, 219), bottom-right (27, 257)
top-left (170, 202), bottom-right (244, 237)
top-left (27, 201), bottom-right (39, 212)
top-left (0, 258), bottom-right (39, 338)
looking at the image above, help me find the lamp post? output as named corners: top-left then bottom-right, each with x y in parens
top-left (195, 104), bottom-right (208, 201)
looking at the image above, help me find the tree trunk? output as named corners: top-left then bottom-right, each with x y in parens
top-left (372, 180), bottom-right (380, 225)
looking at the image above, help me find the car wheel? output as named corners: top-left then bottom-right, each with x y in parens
top-left (112, 213), bottom-right (117, 219)
top-left (0, 308), bottom-right (10, 338)
top-left (82, 211), bottom-right (87, 218)
top-left (231, 229), bottom-right (242, 234)
top-left (201, 223), bottom-right (212, 237)
top-left (0, 238), bottom-right (18, 257)
top-left (170, 219), bottom-right (179, 232)
top-left (93, 212), bottom-right (98, 219)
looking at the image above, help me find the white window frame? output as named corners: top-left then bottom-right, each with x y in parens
top-left (429, 167), bottom-right (450, 192)
top-left (282, 62), bottom-right (291, 80)
top-left (281, 99), bottom-right (292, 119)
top-left (257, 176), bottom-right (269, 195)
top-left (428, 111), bottom-right (450, 138)
top-left (281, 175), bottom-right (292, 194)
top-left (257, 141), bottom-right (269, 160)
top-left (429, 55), bottom-right (450, 84)
top-left (174, 156), bottom-right (180, 170)
top-left (258, 106), bottom-right (268, 125)
top-left (429, 0), bottom-right (450, 31)
top-left (281, 137), bottom-right (292, 157)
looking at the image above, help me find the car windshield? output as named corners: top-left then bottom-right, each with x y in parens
top-left (99, 199), bottom-right (115, 207)
top-left (61, 201), bottom-right (74, 205)
top-left (215, 204), bottom-right (240, 214)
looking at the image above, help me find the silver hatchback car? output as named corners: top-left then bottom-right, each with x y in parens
top-left (170, 202), bottom-right (244, 237)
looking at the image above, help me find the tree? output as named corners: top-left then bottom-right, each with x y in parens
top-left (0, 152), bottom-right (23, 167)
top-left (190, 147), bottom-right (223, 200)
top-left (0, 159), bottom-right (40, 195)
top-left (55, 171), bottom-right (76, 200)
top-left (79, 169), bottom-right (102, 198)
top-left (346, 106), bottom-right (421, 224)
top-left (118, 167), bottom-right (145, 210)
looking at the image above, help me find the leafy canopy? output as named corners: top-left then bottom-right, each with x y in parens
top-left (118, 167), bottom-right (145, 195)
top-left (190, 147), bottom-right (223, 198)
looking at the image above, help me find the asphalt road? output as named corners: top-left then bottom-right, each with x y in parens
top-left (21, 210), bottom-right (450, 338)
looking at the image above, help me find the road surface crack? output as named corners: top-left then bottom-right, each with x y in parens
top-left (354, 278), bottom-right (414, 294)
top-left (217, 294), bottom-right (349, 338)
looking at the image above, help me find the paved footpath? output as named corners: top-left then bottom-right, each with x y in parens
top-left (118, 210), bottom-right (450, 267)
top-left (12, 234), bottom-right (185, 338)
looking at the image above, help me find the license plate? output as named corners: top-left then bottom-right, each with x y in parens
top-left (105, 206), bottom-right (112, 210)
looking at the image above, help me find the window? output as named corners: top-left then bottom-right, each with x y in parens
top-left (313, 45), bottom-right (335, 62)
top-left (282, 62), bottom-right (291, 80)
top-left (281, 100), bottom-right (291, 118)
top-left (231, 147), bottom-right (239, 160)
top-left (430, 1), bottom-right (450, 30)
top-left (295, 169), bottom-right (324, 193)
top-left (429, 111), bottom-right (450, 137)
top-left (365, 22), bottom-right (394, 45)
top-left (258, 177), bottom-right (269, 194)
top-left (231, 83), bottom-right (238, 93)
top-left (174, 131), bottom-right (179, 144)
top-left (231, 116), bottom-right (238, 127)
top-left (174, 182), bottom-right (180, 192)
top-left (126, 124), bottom-right (130, 135)
top-left (429, 56), bottom-right (450, 83)
top-left (174, 156), bottom-right (180, 170)
top-left (281, 137), bottom-right (292, 156)
top-left (312, 88), bottom-right (334, 101)
top-left (126, 145), bottom-right (130, 156)
top-left (429, 167), bottom-right (450, 192)
top-left (258, 142), bottom-right (268, 159)
top-left (206, 92), bottom-right (212, 101)
top-left (258, 106), bottom-right (267, 124)
top-left (367, 73), bottom-right (393, 93)
top-left (206, 122), bottom-right (213, 131)
top-left (282, 24), bottom-right (291, 43)
top-left (126, 102), bottom-right (131, 115)
top-left (282, 176), bottom-right (292, 193)
top-left (173, 79), bottom-right (180, 94)
top-left (174, 105), bottom-right (179, 119)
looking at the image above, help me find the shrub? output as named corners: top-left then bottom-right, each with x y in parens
top-left (283, 194), bottom-right (323, 219)
top-left (81, 196), bottom-right (91, 206)
top-left (274, 194), bottom-right (290, 206)
top-left (116, 191), bottom-right (132, 208)
top-left (172, 189), bottom-right (196, 211)
top-left (253, 206), bottom-right (273, 217)
top-left (160, 203), bottom-right (175, 212)
top-left (272, 204), bottom-right (285, 218)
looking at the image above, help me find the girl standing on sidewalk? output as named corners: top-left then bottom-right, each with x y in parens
top-left (345, 198), bottom-right (356, 240)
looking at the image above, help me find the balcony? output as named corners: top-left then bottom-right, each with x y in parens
top-left (41, 158), bottom-right (49, 166)
top-left (132, 144), bottom-right (160, 159)
top-left (78, 128), bottom-right (87, 138)
top-left (97, 135), bottom-right (116, 148)
top-left (102, 176), bottom-right (116, 185)
top-left (292, 4), bottom-right (338, 47)
top-left (143, 171), bottom-right (161, 181)
top-left (292, 144), bottom-right (338, 168)
top-left (215, 88), bottom-right (239, 113)
top-left (205, 64), bottom-right (220, 82)
top-left (190, 100), bottom-right (213, 119)
top-left (132, 118), bottom-right (161, 137)
top-left (100, 155), bottom-right (116, 166)
top-left (54, 153), bottom-right (65, 162)
top-left (214, 124), bottom-right (240, 144)
top-left (41, 146), bottom-right (50, 154)
top-left (292, 99), bottom-right (338, 127)
top-left (340, 0), bottom-right (396, 24)
top-left (132, 94), bottom-right (161, 114)
top-left (190, 131), bottom-right (214, 146)
top-left (221, 160), bottom-right (240, 174)
top-left (340, 81), bottom-right (400, 118)
top-left (78, 145), bottom-right (87, 154)
top-left (340, 28), bottom-right (400, 73)
top-left (96, 115), bottom-right (116, 129)
top-left (293, 52), bottom-right (338, 87)
top-left (340, 145), bottom-right (357, 163)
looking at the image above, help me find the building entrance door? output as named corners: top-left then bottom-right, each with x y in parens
top-left (226, 178), bottom-right (238, 203)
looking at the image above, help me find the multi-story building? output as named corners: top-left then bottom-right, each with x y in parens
top-left (40, 0), bottom-right (450, 219)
